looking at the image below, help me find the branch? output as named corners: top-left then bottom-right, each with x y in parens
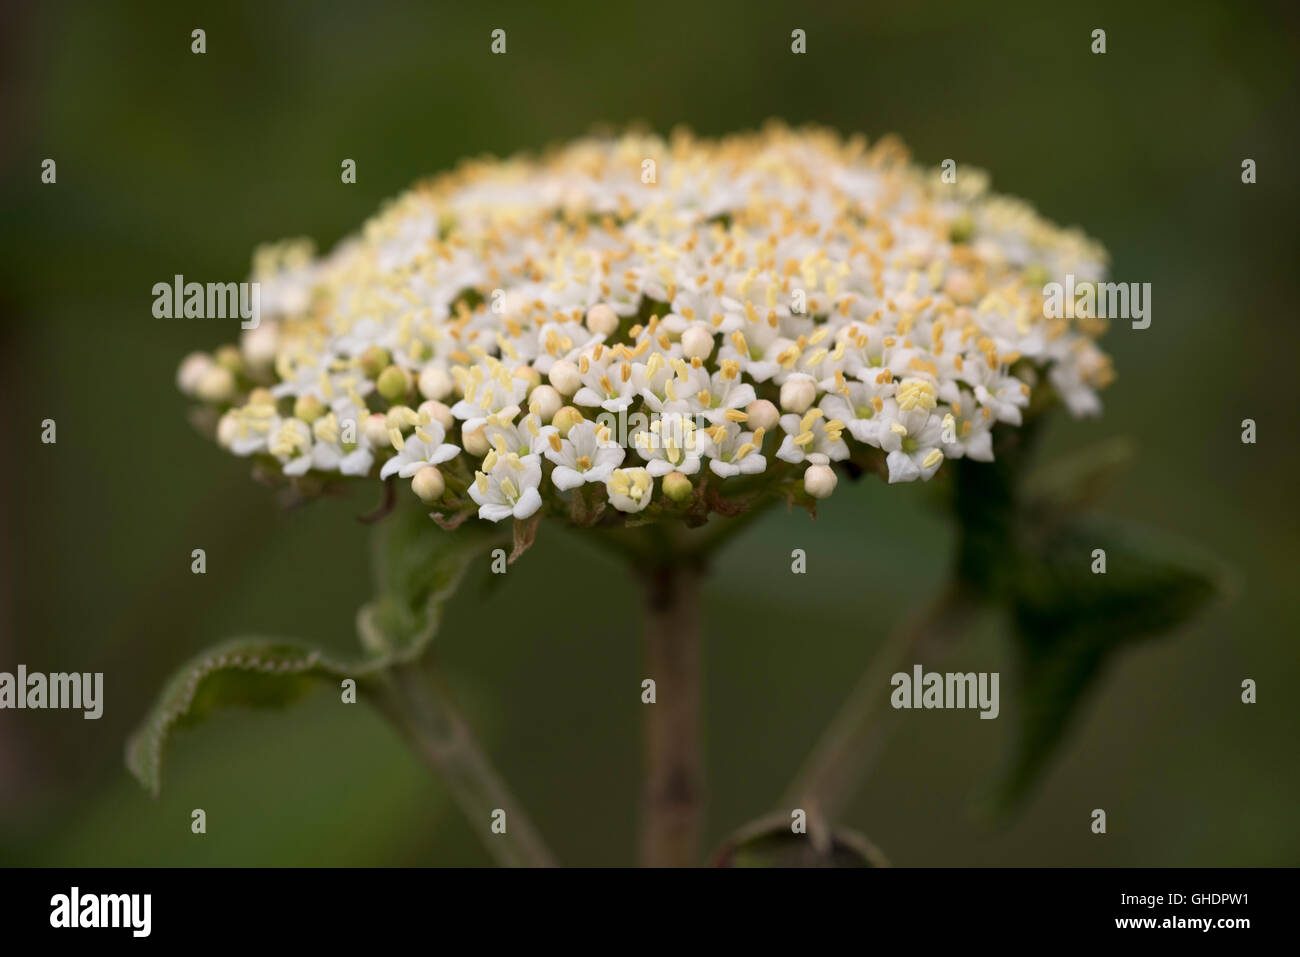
top-left (374, 660), bottom-right (556, 867)
top-left (784, 580), bottom-right (979, 821)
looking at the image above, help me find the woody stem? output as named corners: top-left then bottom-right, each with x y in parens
top-left (639, 560), bottom-right (704, 867)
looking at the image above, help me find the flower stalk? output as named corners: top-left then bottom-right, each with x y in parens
top-left (639, 559), bottom-right (704, 867)
top-left (374, 659), bottom-right (556, 868)
top-left (785, 580), bottom-right (979, 821)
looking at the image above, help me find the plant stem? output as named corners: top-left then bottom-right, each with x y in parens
top-left (784, 580), bottom-right (978, 821)
top-left (375, 660), bottom-right (556, 867)
top-left (639, 560), bottom-right (704, 867)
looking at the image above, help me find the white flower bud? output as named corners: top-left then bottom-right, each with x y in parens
top-left (548, 359), bottom-right (581, 396)
top-left (943, 272), bottom-right (977, 305)
top-left (411, 466), bottom-right (445, 503)
top-left (680, 325), bottom-right (715, 360)
top-left (241, 322), bottom-right (278, 372)
top-left (780, 376), bottom-right (817, 413)
top-left (586, 303), bottom-right (619, 337)
top-left (528, 384), bottom-right (562, 422)
top-left (418, 365), bottom-right (452, 400)
top-left (804, 463), bottom-right (838, 499)
top-left (177, 351), bottom-right (214, 396)
top-left (363, 413), bottom-right (390, 448)
top-left (745, 398), bottom-right (779, 432)
top-left (195, 365), bottom-right (236, 404)
top-left (216, 412), bottom-right (239, 449)
top-left (462, 424), bottom-right (489, 457)
top-left (417, 400), bottom-right (454, 431)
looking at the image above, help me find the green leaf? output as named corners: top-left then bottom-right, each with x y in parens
top-left (128, 495), bottom-right (507, 797)
top-left (1023, 436), bottom-right (1135, 513)
top-left (125, 638), bottom-right (368, 797)
top-left (356, 496), bottom-right (506, 659)
top-left (994, 514), bottom-right (1227, 810)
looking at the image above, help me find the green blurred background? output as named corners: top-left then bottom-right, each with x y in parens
top-left (2, 0), bottom-right (1297, 866)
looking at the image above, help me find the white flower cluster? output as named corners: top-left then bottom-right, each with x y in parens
top-left (180, 127), bottom-right (1114, 525)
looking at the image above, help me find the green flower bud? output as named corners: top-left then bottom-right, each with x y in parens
top-left (360, 345), bottom-right (391, 378)
top-left (662, 471), bottom-right (693, 503)
top-left (551, 406), bottom-right (583, 437)
top-left (293, 394), bottom-right (326, 423)
top-left (377, 364), bottom-right (410, 401)
top-left (215, 344), bottom-right (244, 374)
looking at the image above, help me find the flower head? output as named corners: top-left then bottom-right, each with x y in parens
top-left (180, 126), bottom-right (1112, 526)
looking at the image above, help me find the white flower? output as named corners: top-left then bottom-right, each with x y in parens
top-left (268, 417), bottom-right (314, 476)
top-left (696, 364), bottom-right (757, 425)
top-left (705, 422), bottom-right (767, 478)
top-left (469, 450), bottom-right (543, 522)
top-left (633, 412), bottom-right (709, 477)
top-left (776, 409), bottom-right (849, 465)
top-left (572, 347), bottom-right (641, 413)
top-left (227, 403), bottom-right (279, 456)
top-left (820, 379), bottom-right (887, 446)
top-left (606, 467), bottom-right (654, 513)
top-left (481, 407), bottom-right (550, 458)
top-left (878, 403), bottom-right (946, 483)
top-left (542, 420), bottom-right (624, 489)
top-left (450, 359), bottom-right (530, 432)
top-left (379, 418), bottom-right (460, 479)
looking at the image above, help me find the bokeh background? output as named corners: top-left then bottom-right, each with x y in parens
top-left (2, 0), bottom-right (1297, 866)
